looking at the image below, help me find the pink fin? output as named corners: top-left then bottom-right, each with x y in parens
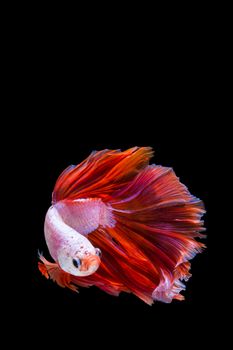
top-left (54, 198), bottom-right (116, 235)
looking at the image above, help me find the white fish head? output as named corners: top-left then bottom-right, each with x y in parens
top-left (57, 237), bottom-right (101, 277)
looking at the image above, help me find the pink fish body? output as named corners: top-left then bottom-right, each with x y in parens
top-left (44, 199), bottom-right (114, 276)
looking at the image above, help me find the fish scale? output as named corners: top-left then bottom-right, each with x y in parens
top-left (55, 198), bottom-right (115, 235)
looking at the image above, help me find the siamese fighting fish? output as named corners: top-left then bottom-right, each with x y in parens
top-left (38, 147), bottom-right (205, 304)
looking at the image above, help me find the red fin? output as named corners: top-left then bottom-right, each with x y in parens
top-left (38, 254), bottom-right (78, 292)
top-left (38, 261), bottom-right (49, 279)
top-left (68, 164), bottom-right (205, 303)
top-left (52, 147), bottom-right (153, 203)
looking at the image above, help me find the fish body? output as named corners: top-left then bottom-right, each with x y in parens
top-left (44, 199), bottom-right (113, 276)
top-left (39, 147), bottom-right (205, 304)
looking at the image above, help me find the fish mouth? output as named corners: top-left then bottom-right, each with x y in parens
top-left (79, 255), bottom-right (101, 274)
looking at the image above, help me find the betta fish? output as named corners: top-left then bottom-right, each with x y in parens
top-left (38, 147), bottom-right (205, 304)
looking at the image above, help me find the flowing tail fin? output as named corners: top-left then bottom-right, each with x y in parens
top-left (86, 164), bottom-right (205, 303)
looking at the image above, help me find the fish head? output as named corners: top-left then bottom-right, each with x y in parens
top-left (57, 237), bottom-right (102, 277)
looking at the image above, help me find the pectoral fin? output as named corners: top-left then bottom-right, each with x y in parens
top-left (38, 253), bottom-right (78, 292)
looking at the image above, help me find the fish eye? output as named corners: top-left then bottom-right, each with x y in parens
top-left (72, 258), bottom-right (81, 268)
top-left (95, 248), bottom-right (102, 257)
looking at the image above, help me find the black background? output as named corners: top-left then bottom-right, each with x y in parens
top-left (25, 28), bottom-right (219, 345)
